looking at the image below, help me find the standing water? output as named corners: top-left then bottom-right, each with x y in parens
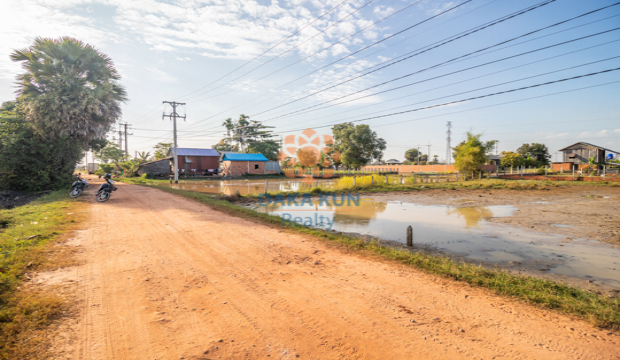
top-left (257, 199), bottom-right (620, 290)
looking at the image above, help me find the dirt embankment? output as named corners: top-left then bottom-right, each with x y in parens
top-left (371, 185), bottom-right (620, 245)
top-left (37, 182), bottom-right (619, 359)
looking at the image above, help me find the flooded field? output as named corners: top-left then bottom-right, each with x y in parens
top-left (161, 178), bottom-right (336, 196)
top-left (256, 199), bottom-right (620, 290)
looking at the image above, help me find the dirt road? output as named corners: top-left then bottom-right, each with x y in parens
top-left (47, 182), bottom-right (619, 359)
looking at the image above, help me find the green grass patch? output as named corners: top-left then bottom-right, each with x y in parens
top-left (0, 191), bottom-right (85, 359)
top-left (151, 184), bottom-right (620, 329)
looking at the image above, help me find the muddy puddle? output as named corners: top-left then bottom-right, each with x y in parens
top-left (256, 199), bottom-right (620, 290)
top-left (161, 179), bottom-right (336, 196)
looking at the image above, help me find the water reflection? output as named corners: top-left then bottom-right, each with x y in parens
top-left (162, 179), bottom-right (336, 196)
top-left (258, 200), bottom-right (620, 289)
top-left (448, 207), bottom-right (494, 228)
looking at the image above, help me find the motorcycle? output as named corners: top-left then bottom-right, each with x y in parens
top-left (96, 177), bottom-right (117, 202)
top-left (69, 175), bottom-right (88, 198)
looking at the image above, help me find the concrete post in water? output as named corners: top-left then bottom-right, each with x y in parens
top-left (572, 167), bottom-right (575, 181)
top-left (354, 175), bottom-right (357, 187)
top-left (436, 173), bottom-right (439, 182)
top-left (406, 226), bottom-right (413, 247)
top-left (400, 175), bottom-right (403, 184)
top-left (264, 179), bottom-right (269, 194)
top-left (386, 175), bottom-right (388, 184)
top-left (371, 175), bottom-right (374, 186)
top-left (479, 171), bottom-right (481, 180)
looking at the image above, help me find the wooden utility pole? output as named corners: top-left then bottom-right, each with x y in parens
top-left (162, 101), bottom-right (186, 183)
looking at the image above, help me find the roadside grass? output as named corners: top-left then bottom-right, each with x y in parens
top-left (151, 184), bottom-right (620, 329)
top-left (0, 191), bottom-right (85, 359)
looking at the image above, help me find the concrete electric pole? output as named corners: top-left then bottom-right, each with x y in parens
top-left (121, 123), bottom-right (133, 160)
top-left (162, 101), bottom-right (186, 183)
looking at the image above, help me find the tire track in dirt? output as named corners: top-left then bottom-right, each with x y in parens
top-left (49, 181), bottom-right (619, 360)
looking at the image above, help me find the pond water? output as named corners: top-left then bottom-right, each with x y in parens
top-left (255, 199), bottom-right (620, 289)
top-left (161, 179), bottom-right (336, 196)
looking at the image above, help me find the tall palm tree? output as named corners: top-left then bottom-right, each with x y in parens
top-left (11, 37), bottom-right (127, 144)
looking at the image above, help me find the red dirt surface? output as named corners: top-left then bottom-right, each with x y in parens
top-left (48, 182), bottom-right (619, 359)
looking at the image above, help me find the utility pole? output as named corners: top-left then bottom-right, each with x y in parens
top-left (445, 121), bottom-right (452, 165)
top-left (162, 101), bottom-right (186, 183)
top-left (121, 123), bottom-right (133, 160)
top-left (118, 127), bottom-right (124, 152)
top-left (427, 143), bottom-right (431, 164)
top-left (417, 145), bottom-right (420, 165)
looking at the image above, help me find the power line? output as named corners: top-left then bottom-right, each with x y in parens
top-left (180, 0), bottom-right (379, 102)
top-left (250, 0), bottom-right (569, 118)
top-left (180, 0), bottom-right (478, 131)
top-left (174, 0), bottom-right (351, 101)
top-left (273, 67), bottom-right (620, 134)
top-left (263, 12), bottom-right (620, 120)
top-left (253, 3), bottom-right (620, 119)
top-left (263, 35), bottom-right (620, 122)
top-left (270, 38), bottom-right (620, 132)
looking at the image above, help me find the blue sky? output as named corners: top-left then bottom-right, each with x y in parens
top-left (1, 0), bottom-right (619, 162)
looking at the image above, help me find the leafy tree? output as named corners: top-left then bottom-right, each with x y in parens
top-left (500, 151), bottom-right (524, 168)
top-left (404, 148), bottom-right (428, 164)
top-left (153, 142), bottom-right (172, 159)
top-left (516, 143), bottom-right (551, 166)
top-left (136, 151), bottom-right (151, 164)
top-left (11, 37), bottom-right (126, 144)
top-left (119, 160), bottom-right (140, 177)
top-left (324, 141), bottom-right (342, 169)
top-left (330, 123), bottom-right (386, 169)
top-left (245, 140), bottom-right (279, 161)
top-left (453, 132), bottom-right (497, 173)
top-left (0, 101), bottom-right (82, 191)
top-left (296, 148), bottom-right (319, 168)
top-left (221, 114), bottom-right (275, 152)
top-left (95, 144), bottom-right (125, 165)
top-left (212, 139), bottom-right (234, 152)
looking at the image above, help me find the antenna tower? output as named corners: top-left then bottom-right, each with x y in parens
top-left (445, 121), bottom-right (452, 165)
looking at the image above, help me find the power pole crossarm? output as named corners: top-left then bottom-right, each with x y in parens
top-left (162, 101), bottom-right (186, 183)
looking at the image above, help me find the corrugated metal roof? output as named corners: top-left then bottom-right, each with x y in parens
top-left (222, 153), bottom-right (268, 162)
top-left (558, 142), bottom-right (620, 154)
top-left (168, 148), bottom-right (220, 156)
top-left (138, 157), bottom-right (172, 167)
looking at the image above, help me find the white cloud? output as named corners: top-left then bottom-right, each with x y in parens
top-left (146, 67), bottom-right (177, 83)
top-left (614, 128), bottom-right (620, 134)
top-left (545, 132), bottom-right (570, 140)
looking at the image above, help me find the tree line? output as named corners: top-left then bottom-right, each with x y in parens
top-left (0, 37), bottom-right (126, 191)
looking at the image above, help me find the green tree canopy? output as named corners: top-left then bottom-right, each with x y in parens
top-left (500, 151), bottom-right (524, 168)
top-left (95, 144), bottom-right (125, 165)
top-left (11, 37), bottom-right (127, 144)
top-left (218, 114), bottom-right (278, 159)
top-left (0, 101), bottom-right (82, 191)
top-left (404, 148), bottom-right (428, 164)
top-left (453, 132), bottom-right (497, 173)
top-left (245, 140), bottom-right (279, 161)
top-left (516, 143), bottom-right (551, 166)
top-left (331, 123), bottom-right (386, 169)
top-left (153, 142), bottom-right (172, 159)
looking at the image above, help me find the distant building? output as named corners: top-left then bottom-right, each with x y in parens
top-left (168, 148), bottom-right (220, 176)
top-left (138, 157), bottom-right (172, 177)
top-left (487, 154), bottom-right (504, 166)
top-left (220, 153), bottom-right (274, 177)
top-left (385, 159), bottom-right (402, 165)
top-left (558, 142), bottom-right (619, 165)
